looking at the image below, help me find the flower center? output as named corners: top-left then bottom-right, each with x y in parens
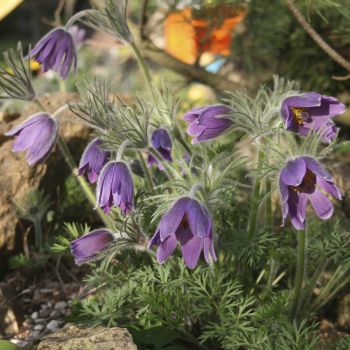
top-left (290, 169), bottom-right (316, 193)
top-left (180, 214), bottom-right (189, 229)
top-left (291, 107), bottom-right (307, 125)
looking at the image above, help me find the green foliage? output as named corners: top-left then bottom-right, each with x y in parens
top-left (52, 222), bottom-right (91, 253)
top-left (8, 253), bottom-right (30, 270)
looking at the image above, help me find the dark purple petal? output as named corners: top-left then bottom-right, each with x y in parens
top-left (302, 157), bottom-right (332, 181)
top-left (309, 189), bottom-right (333, 220)
top-left (157, 234), bottom-right (177, 263)
top-left (186, 199), bottom-right (212, 238)
top-left (288, 190), bottom-right (305, 230)
top-left (281, 158), bottom-right (306, 186)
top-left (79, 138), bottom-right (109, 184)
top-left (70, 229), bottom-right (115, 265)
top-left (148, 229), bottom-right (161, 249)
top-left (30, 27), bottom-right (77, 80)
top-left (159, 197), bottom-right (191, 241)
top-left (177, 228), bottom-right (203, 269)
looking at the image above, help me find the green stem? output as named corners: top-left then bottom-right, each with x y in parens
top-left (137, 151), bottom-right (154, 192)
top-left (33, 99), bottom-right (113, 229)
top-left (247, 148), bottom-right (264, 240)
top-left (289, 228), bottom-right (306, 321)
top-left (129, 41), bottom-right (157, 102)
top-left (57, 137), bottom-right (112, 229)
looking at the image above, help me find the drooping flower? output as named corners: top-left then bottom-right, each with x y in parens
top-left (281, 92), bottom-right (345, 143)
top-left (96, 161), bottom-right (134, 215)
top-left (5, 113), bottom-right (58, 166)
top-left (70, 229), bottom-right (115, 265)
top-left (279, 157), bottom-right (342, 230)
top-left (319, 120), bottom-right (339, 145)
top-left (148, 197), bottom-right (217, 269)
top-left (147, 128), bottom-right (172, 171)
top-left (30, 27), bottom-right (77, 79)
top-left (68, 25), bottom-right (86, 48)
top-left (78, 138), bottom-right (109, 184)
top-left (183, 105), bottom-right (232, 144)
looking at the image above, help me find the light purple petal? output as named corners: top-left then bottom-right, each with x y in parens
top-left (309, 189), bottom-right (334, 220)
top-left (302, 157), bottom-right (333, 181)
top-left (317, 176), bottom-right (342, 200)
top-left (186, 199), bottom-right (212, 238)
top-left (281, 158), bottom-right (306, 186)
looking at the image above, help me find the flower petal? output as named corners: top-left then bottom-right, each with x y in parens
top-left (309, 189), bottom-right (334, 220)
top-left (157, 234), bottom-right (177, 263)
top-left (281, 158), bottom-right (306, 186)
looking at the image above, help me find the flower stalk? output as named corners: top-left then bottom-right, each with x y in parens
top-left (289, 227), bottom-right (307, 320)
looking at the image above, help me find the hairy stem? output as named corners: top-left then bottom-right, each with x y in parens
top-left (137, 151), bottom-right (154, 192)
top-left (57, 137), bottom-right (112, 229)
top-left (289, 228), bottom-right (306, 320)
top-left (247, 148), bottom-right (264, 240)
top-left (33, 98), bottom-right (113, 229)
top-left (129, 41), bottom-right (157, 102)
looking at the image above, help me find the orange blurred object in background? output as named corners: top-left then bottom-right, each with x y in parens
top-left (165, 6), bottom-right (246, 64)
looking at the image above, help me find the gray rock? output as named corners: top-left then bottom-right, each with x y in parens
top-left (46, 320), bottom-right (59, 331)
top-left (54, 301), bottom-right (67, 310)
top-left (37, 325), bottom-right (137, 350)
top-left (49, 310), bottom-right (60, 319)
top-left (34, 318), bottom-right (45, 324)
top-left (34, 324), bottom-right (44, 331)
top-left (31, 311), bottom-right (38, 320)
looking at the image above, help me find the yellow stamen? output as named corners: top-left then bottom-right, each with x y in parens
top-left (291, 107), bottom-right (307, 125)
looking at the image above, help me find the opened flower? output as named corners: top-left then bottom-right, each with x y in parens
top-left (96, 161), bottom-right (134, 215)
top-left (148, 197), bottom-right (217, 269)
top-left (78, 138), bottom-right (109, 184)
top-left (281, 92), bottom-right (345, 143)
top-left (279, 156), bottom-right (341, 230)
top-left (183, 105), bottom-right (232, 144)
top-left (70, 229), bottom-right (115, 265)
top-left (5, 113), bottom-right (58, 166)
top-left (147, 128), bottom-right (172, 171)
top-left (30, 27), bottom-right (77, 79)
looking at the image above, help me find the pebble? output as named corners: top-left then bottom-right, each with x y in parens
top-left (46, 320), bottom-right (59, 331)
top-left (31, 330), bottom-right (41, 339)
top-left (34, 318), bottom-right (45, 324)
top-left (54, 301), bottom-right (67, 310)
top-left (50, 310), bottom-right (61, 319)
top-left (31, 311), bottom-right (38, 320)
top-left (34, 324), bottom-right (44, 331)
top-left (39, 308), bottom-right (51, 318)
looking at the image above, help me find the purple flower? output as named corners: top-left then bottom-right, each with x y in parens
top-left (147, 128), bottom-right (172, 171)
top-left (30, 27), bottom-right (77, 79)
top-left (96, 161), bottom-right (134, 215)
top-left (183, 105), bottom-right (232, 144)
top-left (279, 157), bottom-right (342, 230)
top-left (68, 25), bottom-right (86, 49)
top-left (70, 229), bottom-right (115, 265)
top-left (78, 138), bottom-right (109, 184)
top-left (5, 113), bottom-right (58, 166)
top-left (148, 197), bottom-right (217, 269)
top-left (281, 92), bottom-right (345, 143)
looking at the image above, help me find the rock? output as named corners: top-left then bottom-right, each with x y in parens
top-left (46, 320), bottom-right (59, 331)
top-left (34, 324), bottom-right (44, 331)
top-left (36, 325), bottom-right (137, 350)
top-left (0, 283), bottom-right (20, 336)
top-left (39, 308), bottom-right (51, 318)
top-left (0, 92), bottom-right (90, 252)
top-left (49, 310), bottom-right (60, 319)
top-left (34, 318), bottom-right (45, 324)
top-left (337, 293), bottom-right (350, 328)
top-left (54, 301), bottom-right (67, 310)
top-left (31, 312), bottom-right (39, 320)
